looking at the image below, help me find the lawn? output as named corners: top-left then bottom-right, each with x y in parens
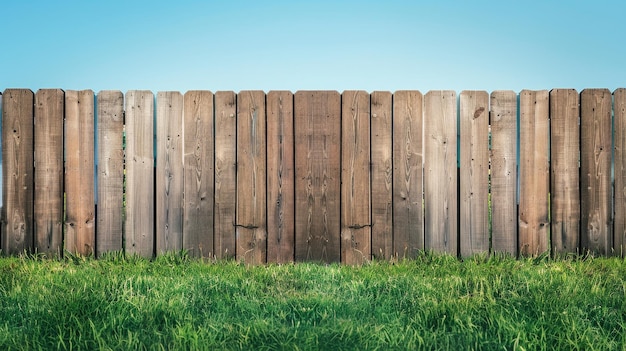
top-left (0, 252), bottom-right (625, 350)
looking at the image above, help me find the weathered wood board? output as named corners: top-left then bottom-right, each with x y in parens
top-left (156, 92), bottom-right (184, 253)
top-left (459, 91), bottom-right (489, 257)
top-left (370, 91), bottom-right (393, 260)
top-left (424, 91), bottom-right (457, 254)
top-left (294, 91), bottom-right (341, 262)
top-left (550, 89), bottom-right (580, 254)
top-left (490, 91), bottom-right (518, 255)
top-left (341, 90), bottom-right (371, 264)
top-left (214, 91), bottom-right (237, 259)
top-left (392, 90), bottom-right (423, 258)
top-left (183, 91), bottom-right (214, 258)
top-left (34, 89), bottom-right (63, 256)
top-left (64, 90), bottom-right (95, 256)
top-left (267, 91), bottom-right (295, 263)
top-left (125, 90), bottom-right (154, 258)
top-left (96, 90), bottom-right (124, 256)
top-left (236, 91), bottom-right (267, 264)
top-left (615, 89), bottom-right (626, 256)
top-left (580, 89), bottom-right (612, 255)
top-left (2, 89), bottom-right (34, 254)
top-left (518, 90), bottom-right (549, 256)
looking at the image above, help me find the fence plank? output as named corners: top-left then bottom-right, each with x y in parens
top-left (34, 89), bottom-right (64, 256)
top-left (392, 91), bottom-right (423, 258)
top-left (294, 91), bottom-right (341, 262)
top-left (459, 91), bottom-right (489, 257)
top-left (125, 91), bottom-right (154, 258)
top-left (214, 91), bottom-right (237, 259)
top-left (96, 91), bottom-right (124, 256)
top-left (424, 91), bottom-right (457, 254)
top-left (341, 90), bottom-right (371, 264)
top-left (267, 91), bottom-right (295, 263)
top-left (370, 91), bottom-right (393, 260)
top-left (490, 91), bottom-right (517, 255)
top-left (615, 88), bottom-right (626, 257)
top-left (580, 89), bottom-right (612, 255)
top-left (236, 91), bottom-right (267, 264)
top-left (156, 92), bottom-right (184, 254)
top-left (2, 89), bottom-right (34, 254)
top-left (65, 90), bottom-right (95, 255)
top-left (519, 90), bottom-right (549, 256)
top-left (550, 89), bottom-right (580, 254)
top-left (183, 91), bottom-right (214, 258)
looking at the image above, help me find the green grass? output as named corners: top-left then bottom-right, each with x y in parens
top-left (1, 252), bottom-right (625, 350)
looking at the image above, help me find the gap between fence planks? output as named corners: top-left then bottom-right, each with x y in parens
top-left (3, 88), bottom-right (626, 262)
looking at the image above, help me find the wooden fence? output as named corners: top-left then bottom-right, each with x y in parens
top-left (1, 88), bottom-right (624, 263)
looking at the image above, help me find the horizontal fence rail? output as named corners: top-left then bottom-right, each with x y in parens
top-left (1, 88), bottom-right (625, 263)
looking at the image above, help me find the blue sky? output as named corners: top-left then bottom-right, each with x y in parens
top-left (1, 0), bottom-right (625, 92)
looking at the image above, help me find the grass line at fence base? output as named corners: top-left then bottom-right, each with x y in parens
top-left (0, 252), bottom-right (625, 350)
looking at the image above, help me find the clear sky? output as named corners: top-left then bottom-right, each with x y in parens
top-left (1, 0), bottom-right (625, 93)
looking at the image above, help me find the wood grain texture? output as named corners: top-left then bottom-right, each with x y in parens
top-left (183, 91), bottom-right (214, 258)
top-left (615, 89), bottom-right (626, 256)
top-left (550, 89), bottom-right (580, 254)
top-left (156, 92), bottom-right (184, 254)
top-left (518, 90), bottom-right (549, 256)
top-left (2, 89), bottom-right (34, 254)
top-left (424, 91), bottom-right (457, 254)
top-left (580, 89), bottom-right (612, 255)
top-left (64, 90), bottom-right (95, 256)
top-left (294, 91), bottom-right (341, 263)
top-left (34, 89), bottom-right (63, 256)
top-left (125, 91), bottom-right (154, 258)
top-left (236, 91), bottom-right (267, 264)
top-left (490, 91), bottom-right (517, 255)
top-left (267, 91), bottom-right (295, 263)
top-left (96, 91), bottom-right (124, 256)
top-left (341, 91), bottom-right (371, 264)
top-left (459, 91), bottom-right (489, 257)
top-left (370, 91), bottom-right (393, 260)
top-left (392, 91), bottom-right (423, 258)
top-left (214, 91), bottom-right (237, 259)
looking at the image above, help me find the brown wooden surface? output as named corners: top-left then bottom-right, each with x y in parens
top-left (392, 91), bottom-right (423, 258)
top-left (459, 91), bottom-right (489, 257)
top-left (64, 90), bottom-right (95, 255)
top-left (341, 91), bottom-right (371, 264)
top-left (156, 92), bottom-right (184, 253)
top-left (266, 91), bottom-right (295, 263)
top-left (183, 91), bottom-right (214, 258)
top-left (96, 91), bottom-right (124, 256)
top-left (236, 91), bottom-right (267, 264)
top-left (214, 91), bottom-right (237, 259)
top-left (2, 89), bottom-right (34, 254)
top-left (124, 90), bottom-right (154, 258)
top-left (370, 91), bottom-right (393, 260)
top-left (580, 89), bottom-right (612, 255)
top-left (424, 91), bottom-right (457, 254)
top-left (550, 89), bottom-right (580, 254)
top-left (615, 88), bottom-right (626, 256)
top-left (518, 90), bottom-right (549, 256)
top-left (34, 89), bottom-right (63, 256)
top-left (490, 91), bottom-right (517, 255)
top-left (294, 91), bottom-right (341, 262)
